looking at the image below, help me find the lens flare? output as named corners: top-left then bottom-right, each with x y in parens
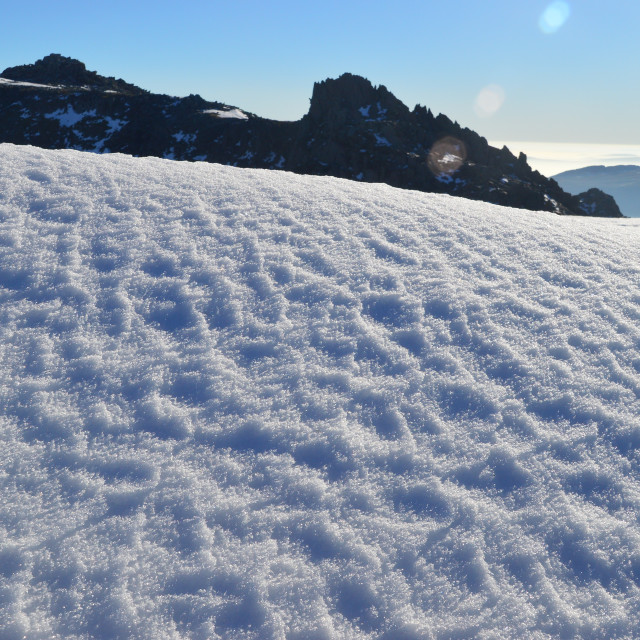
top-left (427, 137), bottom-right (467, 177)
top-left (474, 85), bottom-right (505, 118)
top-left (539, 1), bottom-right (571, 34)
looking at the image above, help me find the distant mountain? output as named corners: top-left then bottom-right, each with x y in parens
top-left (0, 54), bottom-right (623, 217)
top-left (552, 165), bottom-right (640, 217)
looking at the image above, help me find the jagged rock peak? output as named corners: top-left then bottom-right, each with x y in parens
top-left (307, 73), bottom-right (409, 122)
top-left (1, 53), bottom-right (144, 94)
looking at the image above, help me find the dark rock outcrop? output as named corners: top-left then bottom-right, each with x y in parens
top-left (576, 188), bottom-right (623, 217)
top-left (2, 53), bottom-right (143, 94)
top-left (0, 55), bottom-right (623, 217)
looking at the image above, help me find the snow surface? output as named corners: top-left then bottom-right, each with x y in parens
top-left (2, 144), bottom-right (640, 639)
top-left (104, 116), bottom-right (126, 135)
top-left (373, 134), bottom-right (391, 147)
top-left (202, 109), bottom-right (249, 120)
top-left (45, 106), bottom-right (96, 128)
top-left (0, 78), bottom-right (59, 90)
top-left (440, 153), bottom-right (462, 165)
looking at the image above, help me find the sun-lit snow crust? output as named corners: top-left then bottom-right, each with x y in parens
top-left (2, 144), bottom-right (640, 639)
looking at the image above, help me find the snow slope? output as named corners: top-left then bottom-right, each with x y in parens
top-left (2, 144), bottom-right (640, 639)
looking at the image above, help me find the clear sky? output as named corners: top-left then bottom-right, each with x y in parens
top-left (1, 1), bottom-right (639, 145)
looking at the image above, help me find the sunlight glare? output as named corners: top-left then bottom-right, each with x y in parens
top-left (539, 2), bottom-right (571, 34)
top-left (427, 136), bottom-right (467, 176)
top-left (474, 84), bottom-right (505, 118)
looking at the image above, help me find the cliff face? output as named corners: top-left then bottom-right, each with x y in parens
top-left (292, 75), bottom-right (622, 217)
top-left (0, 56), bottom-right (623, 217)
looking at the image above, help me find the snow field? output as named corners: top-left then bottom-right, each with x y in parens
top-left (1, 144), bottom-right (640, 638)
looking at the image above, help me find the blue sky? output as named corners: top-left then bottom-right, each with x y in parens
top-left (1, 1), bottom-right (639, 145)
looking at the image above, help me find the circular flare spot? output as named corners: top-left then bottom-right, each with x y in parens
top-left (539, 1), bottom-right (571, 34)
top-left (427, 137), bottom-right (467, 176)
top-left (474, 85), bottom-right (505, 118)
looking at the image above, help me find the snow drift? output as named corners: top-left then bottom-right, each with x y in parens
top-left (1, 144), bottom-right (640, 639)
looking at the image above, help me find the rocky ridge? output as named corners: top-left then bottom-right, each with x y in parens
top-left (0, 54), bottom-right (623, 217)
top-left (1, 53), bottom-right (143, 94)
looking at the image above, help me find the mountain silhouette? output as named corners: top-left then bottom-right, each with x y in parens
top-left (553, 165), bottom-right (640, 217)
top-left (0, 54), bottom-right (623, 217)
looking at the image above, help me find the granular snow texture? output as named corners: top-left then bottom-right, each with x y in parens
top-left (1, 144), bottom-right (640, 639)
